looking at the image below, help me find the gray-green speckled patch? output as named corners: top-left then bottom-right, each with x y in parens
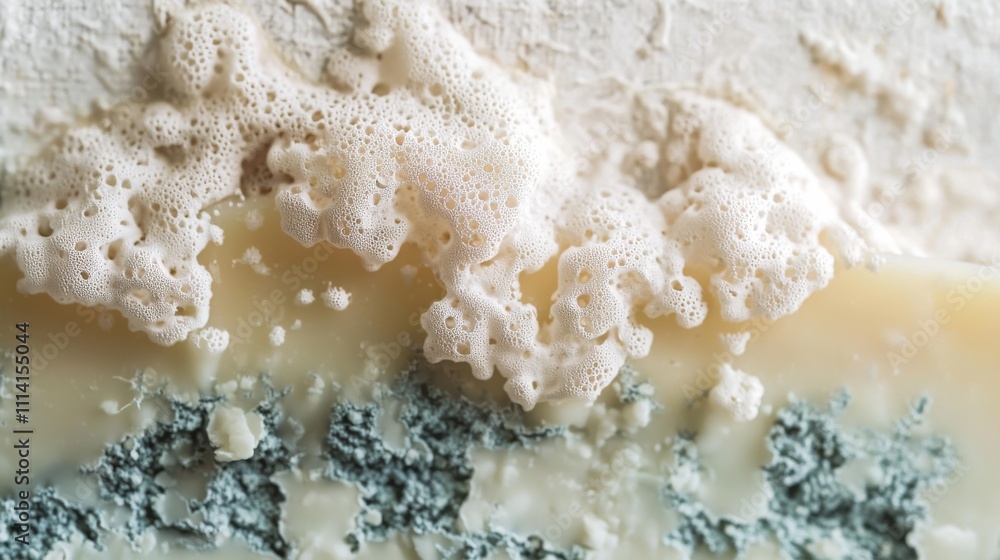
top-left (85, 380), bottom-right (295, 556)
top-left (663, 392), bottom-right (958, 559)
top-left (324, 360), bottom-right (581, 559)
top-left (0, 486), bottom-right (105, 560)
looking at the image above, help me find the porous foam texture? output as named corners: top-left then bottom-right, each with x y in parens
top-left (0, 0), bottom-right (864, 408)
top-left (657, 94), bottom-right (863, 323)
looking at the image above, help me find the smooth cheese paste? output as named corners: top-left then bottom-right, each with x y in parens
top-left (1, 1), bottom-right (999, 559)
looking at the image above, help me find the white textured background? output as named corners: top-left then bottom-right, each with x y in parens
top-left (2, 0), bottom-right (998, 191)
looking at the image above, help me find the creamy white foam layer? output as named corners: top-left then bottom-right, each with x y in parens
top-left (0, 0), bottom-right (875, 407)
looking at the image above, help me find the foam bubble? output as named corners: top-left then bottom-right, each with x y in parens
top-left (321, 285), bottom-right (351, 311)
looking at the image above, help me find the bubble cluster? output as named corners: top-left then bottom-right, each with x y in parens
top-left (658, 93), bottom-right (861, 322)
top-left (0, 1), bottom-right (864, 408)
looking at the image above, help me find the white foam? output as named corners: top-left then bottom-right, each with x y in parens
top-left (0, 0), bottom-right (866, 408)
top-left (321, 285), bottom-right (351, 311)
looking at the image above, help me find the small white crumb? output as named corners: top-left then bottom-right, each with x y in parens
top-left (322, 285), bottom-right (351, 310)
top-left (238, 376), bottom-right (256, 391)
top-left (100, 400), bottom-right (120, 415)
top-left (137, 531), bottom-right (157, 552)
top-left (244, 209), bottom-right (264, 231)
top-left (908, 524), bottom-right (979, 557)
top-left (295, 289), bottom-right (315, 306)
top-left (236, 246), bottom-right (271, 275)
top-left (581, 513), bottom-right (618, 551)
top-left (620, 399), bottom-right (652, 431)
top-left (268, 325), bottom-right (286, 347)
top-left (207, 405), bottom-right (266, 462)
top-left (719, 331), bottom-right (752, 356)
top-left (400, 264), bottom-right (418, 284)
top-left (363, 509), bottom-right (383, 527)
top-left (404, 448), bottom-right (421, 464)
top-left (133, 530), bottom-right (158, 553)
top-left (153, 471), bottom-right (176, 488)
top-left (806, 529), bottom-right (852, 560)
top-left (710, 364), bottom-right (765, 422)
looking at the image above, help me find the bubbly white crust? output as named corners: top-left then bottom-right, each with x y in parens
top-left (321, 285), bottom-right (351, 311)
top-left (0, 0), bottom-right (864, 407)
